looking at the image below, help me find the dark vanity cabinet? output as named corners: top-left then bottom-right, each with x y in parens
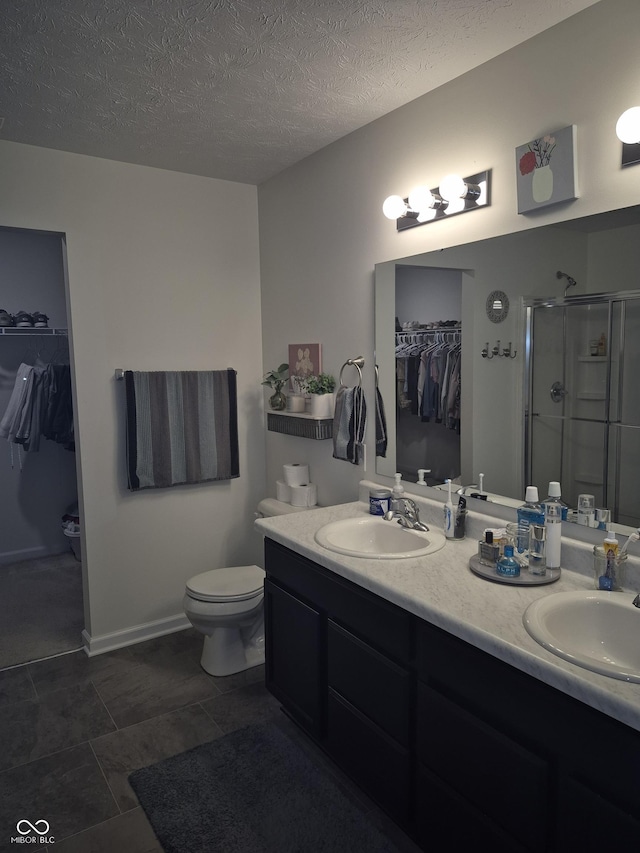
top-left (264, 538), bottom-right (640, 851)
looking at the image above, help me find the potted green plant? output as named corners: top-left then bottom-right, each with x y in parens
top-left (262, 363), bottom-right (289, 410)
top-left (305, 373), bottom-right (336, 418)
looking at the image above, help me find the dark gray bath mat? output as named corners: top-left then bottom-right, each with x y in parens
top-left (129, 719), bottom-right (401, 852)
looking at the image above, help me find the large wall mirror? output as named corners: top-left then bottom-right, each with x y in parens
top-left (375, 204), bottom-right (640, 532)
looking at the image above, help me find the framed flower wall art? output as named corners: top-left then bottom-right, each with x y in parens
top-left (288, 343), bottom-right (321, 393)
top-left (516, 125), bottom-right (578, 214)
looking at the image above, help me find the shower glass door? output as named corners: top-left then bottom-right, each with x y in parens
top-left (526, 291), bottom-right (640, 527)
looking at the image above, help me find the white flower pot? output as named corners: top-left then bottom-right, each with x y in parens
top-left (310, 392), bottom-right (335, 418)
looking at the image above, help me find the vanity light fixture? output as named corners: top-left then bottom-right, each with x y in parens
top-left (615, 107), bottom-right (640, 166)
top-left (383, 170), bottom-right (491, 232)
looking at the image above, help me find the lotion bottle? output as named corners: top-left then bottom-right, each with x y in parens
top-left (393, 473), bottom-right (405, 500)
top-left (444, 479), bottom-right (455, 539)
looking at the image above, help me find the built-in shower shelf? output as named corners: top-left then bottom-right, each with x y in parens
top-left (576, 391), bottom-right (605, 400)
top-left (577, 356), bottom-right (606, 363)
top-left (575, 473), bottom-right (604, 485)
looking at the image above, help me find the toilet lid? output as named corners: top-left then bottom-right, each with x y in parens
top-left (186, 565), bottom-right (265, 603)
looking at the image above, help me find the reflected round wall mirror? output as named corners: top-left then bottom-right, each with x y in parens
top-left (486, 290), bottom-right (509, 323)
top-left (374, 204), bottom-right (640, 533)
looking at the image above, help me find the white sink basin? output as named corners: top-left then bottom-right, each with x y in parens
top-left (314, 516), bottom-right (446, 559)
top-left (523, 590), bottom-right (640, 682)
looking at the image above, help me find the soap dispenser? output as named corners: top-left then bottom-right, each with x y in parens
top-left (392, 473), bottom-right (405, 500)
top-left (417, 468), bottom-right (431, 486)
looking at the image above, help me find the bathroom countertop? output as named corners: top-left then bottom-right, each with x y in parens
top-left (255, 491), bottom-right (640, 734)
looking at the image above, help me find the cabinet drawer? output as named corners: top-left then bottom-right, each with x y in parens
top-left (417, 682), bottom-right (549, 850)
top-left (416, 765), bottom-right (528, 853)
top-left (328, 620), bottom-right (410, 745)
top-left (265, 538), bottom-right (412, 662)
top-left (327, 689), bottom-right (411, 825)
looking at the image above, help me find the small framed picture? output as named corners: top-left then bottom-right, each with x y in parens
top-left (288, 343), bottom-right (321, 393)
top-left (516, 125), bottom-right (577, 214)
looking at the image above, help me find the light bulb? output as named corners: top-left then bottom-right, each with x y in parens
top-left (439, 173), bottom-right (467, 201)
top-left (382, 195), bottom-right (408, 220)
top-left (417, 207), bottom-right (437, 223)
top-left (616, 107), bottom-right (640, 144)
top-left (444, 197), bottom-right (465, 215)
top-left (408, 186), bottom-right (434, 213)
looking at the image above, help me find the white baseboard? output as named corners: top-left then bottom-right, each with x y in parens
top-left (0, 544), bottom-right (69, 566)
top-left (82, 613), bottom-right (191, 657)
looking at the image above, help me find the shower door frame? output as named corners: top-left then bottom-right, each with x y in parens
top-left (524, 288), bottom-right (640, 523)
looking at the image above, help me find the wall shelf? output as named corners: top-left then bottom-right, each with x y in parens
top-left (267, 410), bottom-right (333, 440)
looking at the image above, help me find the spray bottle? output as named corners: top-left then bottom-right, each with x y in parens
top-left (444, 479), bottom-right (455, 539)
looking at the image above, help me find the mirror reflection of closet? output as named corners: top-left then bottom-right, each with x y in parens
top-left (0, 226), bottom-right (82, 668)
top-left (395, 266), bottom-right (462, 485)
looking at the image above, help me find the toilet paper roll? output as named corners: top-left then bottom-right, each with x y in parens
top-left (290, 483), bottom-right (317, 507)
top-left (283, 463), bottom-right (309, 487)
top-left (276, 480), bottom-right (291, 503)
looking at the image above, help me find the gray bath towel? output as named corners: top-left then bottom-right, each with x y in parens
top-left (125, 369), bottom-right (239, 490)
top-left (333, 384), bottom-right (366, 464)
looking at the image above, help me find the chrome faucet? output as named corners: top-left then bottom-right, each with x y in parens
top-left (385, 498), bottom-right (429, 532)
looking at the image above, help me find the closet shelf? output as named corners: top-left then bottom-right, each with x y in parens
top-left (0, 327), bottom-right (68, 336)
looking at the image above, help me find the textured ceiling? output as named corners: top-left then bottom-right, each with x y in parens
top-left (0, 0), bottom-right (599, 184)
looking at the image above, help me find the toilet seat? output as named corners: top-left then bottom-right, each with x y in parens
top-left (186, 565), bottom-right (265, 603)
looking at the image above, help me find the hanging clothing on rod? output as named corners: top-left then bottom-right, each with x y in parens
top-left (0, 361), bottom-right (74, 455)
top-left (395, 327), bottom-right (461, 432)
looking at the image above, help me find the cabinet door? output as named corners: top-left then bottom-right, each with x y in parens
top-left (264, 578), bottom-right (323, 736)
top-left (557, 776), bottom-right (640, 851)
top-left (327, 689), bottom-right (411, 825)
top-left (416, 765), bottom-right (528, 853)
top-left (417, 682), bottom-right (549, 851)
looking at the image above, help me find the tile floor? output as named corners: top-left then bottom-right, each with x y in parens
top-left (0, 628), bottom-right (419, 853)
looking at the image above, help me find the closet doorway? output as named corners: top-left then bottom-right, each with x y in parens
top-left (0, 226), bottom-right (83, 668)
top-left (394, 265), bottom-right (462, 485)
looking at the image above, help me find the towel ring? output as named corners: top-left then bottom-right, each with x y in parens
top-left (339, 356), bottom-right (364, 388)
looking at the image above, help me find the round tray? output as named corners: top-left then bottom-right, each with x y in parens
top-left (468, 555), bottom-right (561, 586)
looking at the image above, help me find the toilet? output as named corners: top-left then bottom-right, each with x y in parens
top-left (183, 498), bottom-right (310, 677)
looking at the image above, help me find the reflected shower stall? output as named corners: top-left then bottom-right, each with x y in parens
top-left (525, 290), bottom-right (640, 527)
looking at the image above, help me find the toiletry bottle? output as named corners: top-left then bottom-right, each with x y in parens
top-left (544, 481), bottom-right (568, 521)
top-left (528, 524), bottom-right (547, 575)
top-left (443, 479), bottom-right (455, 539)
top-left (416, 468), bottom-right (431, 486)
top-left (478, 530), bottom-right (499, 566)
top-left (577, 494), bottom-right (596, 527)
top-left (543, 499), bottom-right (562, 570)
top-left (598, 332), bottom-right (606, 356)
top-left (393, 473), bottom-right (405, 499)
top-left (516, 486), bottom-right (545, 557)
top-left (496, 544), bottom-right (520, 578)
